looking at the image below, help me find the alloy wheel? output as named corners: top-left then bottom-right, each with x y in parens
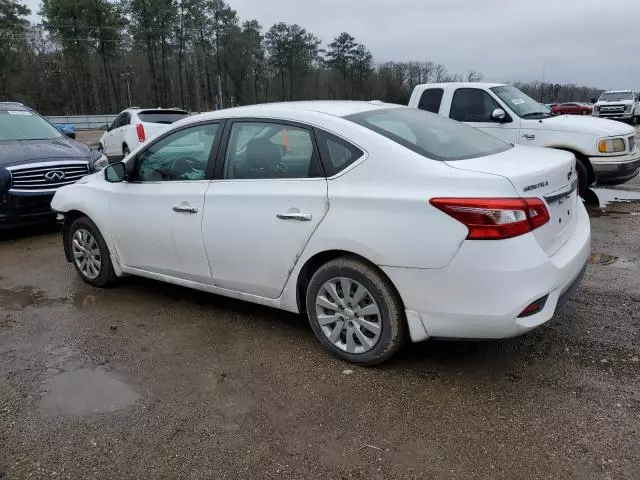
top-left (72, 228), bottom-right (102, 280)
top-left (315, 277), bottom-right (382, 354)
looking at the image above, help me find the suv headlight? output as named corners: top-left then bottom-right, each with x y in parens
top-left (626, 105), bottom-right (632, 112)
top-left (598, 137), bottom-right (626, 153)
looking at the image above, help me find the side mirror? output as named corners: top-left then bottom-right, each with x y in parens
top-left (62, 128), bottom-right (76, 140)
top-left (104, 162), bottom-right (126, 183)
top-left (100, 124), bottom-right (109, 131)
top-left (490, 108), bottom-right (507, 122)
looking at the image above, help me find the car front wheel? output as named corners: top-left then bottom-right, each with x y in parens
top-left (305, 257), bottom-right (406, 365)
top-left (68, 217), bottom-right (117, 287)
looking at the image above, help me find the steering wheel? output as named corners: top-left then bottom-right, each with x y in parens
top-left (172, 156), bottom-right (203, 178)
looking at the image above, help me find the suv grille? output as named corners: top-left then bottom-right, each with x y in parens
top-left (8, 161), bottom-right (89, 192)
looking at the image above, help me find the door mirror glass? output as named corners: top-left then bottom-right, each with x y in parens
top-left (61, 127), bottom-right (76, 139)
top-left (491, 108), bottom-right (507, 122)
top-left (104, 162), bottom-right (126, 183)
top-left (100, 124), bottom-right (109, 131)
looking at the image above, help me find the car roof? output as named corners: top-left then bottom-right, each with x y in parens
top-left (188, 100), bottom-right (403, 123)
top-left (415, 82), bottom-right (507, 89)
top-left (602, 90), bottom-right (632, 93)
top-left (0, 102), bottom-right (29, 112)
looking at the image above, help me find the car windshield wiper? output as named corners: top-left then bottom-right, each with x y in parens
top-left (521, 112), bottom-right (552, 119)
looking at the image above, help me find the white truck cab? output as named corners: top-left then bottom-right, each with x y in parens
top-left (409, 83), bottom-right (640, 192)
top-left (593, 90), bottom-right (640, 124)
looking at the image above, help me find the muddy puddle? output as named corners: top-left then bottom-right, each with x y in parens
top-left (0, 287), bottom-right (53, 309)
top-left (0, 287), bottom-right (103, 310)
top-left (589, 252), bottom-right (637, 270)
top-left (40, 368), bottom-right (139, 416)
top-left (586, 188), bottom-right (640, 216)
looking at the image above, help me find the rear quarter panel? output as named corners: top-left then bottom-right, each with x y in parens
top-left (297, 131), bottom-right (521, 270)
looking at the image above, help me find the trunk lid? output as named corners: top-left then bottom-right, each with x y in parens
top-left (445, 145), bottom-right (578, 256)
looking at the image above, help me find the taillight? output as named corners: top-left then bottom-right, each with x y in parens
top-left (136, 123), bottom-right (146, 142)
top-left (429, 197), bottom-right (550, 240)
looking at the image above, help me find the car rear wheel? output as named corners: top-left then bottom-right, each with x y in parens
top-left (68, 217), bottom-right (117, 287)
top-left (305, 256), bottom-right (406, 365)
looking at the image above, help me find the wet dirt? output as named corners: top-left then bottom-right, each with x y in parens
top-left (589, 252), bottom-right (638, 269)
top-left (586, 187), bottom-right (640, 216)
top-left (1, 180), bottom-right (639, 479)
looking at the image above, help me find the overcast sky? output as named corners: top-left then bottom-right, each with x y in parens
top-left (22, 0), bottom-right (639, 89)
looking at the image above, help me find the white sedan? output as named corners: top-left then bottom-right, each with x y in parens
top-left (52, 101), bottom-right (591, 365)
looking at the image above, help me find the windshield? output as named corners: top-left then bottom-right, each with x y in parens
top-left (599, 92), bottom-right (634, 102)
top-left (346, 107), bottom-right (511, 161)
top-left (490, 86), bottom-right (552, 119)
top-left (0, 110), bottom-right (62, 141)
top-left (138, 111), bottom-right (189, 124)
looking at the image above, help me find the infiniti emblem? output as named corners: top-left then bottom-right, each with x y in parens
top-left (45, 170), bottom-right (66, 182)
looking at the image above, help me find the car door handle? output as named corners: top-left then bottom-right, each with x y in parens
top-left (277, 212), bottom-right (312, 221)
top-left (522, 133), bottom-right (536, 140)
top-left (173, 204), bottom-right (198, 214)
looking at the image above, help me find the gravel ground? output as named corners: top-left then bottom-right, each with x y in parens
top-left (1, 164), bottom-right (639, 479)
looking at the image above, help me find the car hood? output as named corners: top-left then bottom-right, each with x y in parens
top-left (535, 115), bottom-right (636, 137)
top-left (0, 137), bottom-right (91, 168)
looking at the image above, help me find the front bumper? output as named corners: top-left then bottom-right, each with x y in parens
top-left (0, 190), bottom-right (57, 229)
top-left (382, 202), bottom-right (591, 340)
top-left (593, 112), bottom-right (634, 121)
top-left (590, 151), bottom-right (640, 185)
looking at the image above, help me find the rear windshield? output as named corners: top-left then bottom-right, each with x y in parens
top-left (137, 111), bottom-right (189, 124)
top-left (345, 107), bottom-right (511, 161)
top-left (0, 110), bottom-right (61, 141)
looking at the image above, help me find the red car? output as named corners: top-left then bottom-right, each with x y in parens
top-left (552, 102), bottom-right (593, 115)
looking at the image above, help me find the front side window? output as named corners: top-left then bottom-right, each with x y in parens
top-left (418, 88), bottom-right (444, 113)
top-left (449, 88), bottom-right (502, 122)
top-left (131, 123), bottom-right (218, 182)
top-left (223, 122), bottom-right (319, 179)
top-left (0, 110), bottom-right (61, 141)
top-left (346, 107), bottom-right (511, 161)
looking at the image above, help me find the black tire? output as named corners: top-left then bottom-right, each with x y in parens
top-left (68, 216), bottom-right (117, 288)
top-left (575, 159), bottom-right (589, 198)
top-left (305, 256), bottom-right (406, 365)
top-left (122, 144), bottom-right (130, 157)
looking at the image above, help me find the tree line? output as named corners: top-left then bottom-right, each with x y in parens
top-left (0, 0), bottom-right (604, 115)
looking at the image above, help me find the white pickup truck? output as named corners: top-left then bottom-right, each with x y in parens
top-left (592, 90), bottom-right (640, 124)
top-left (408, 82), bottom-right (640, 193)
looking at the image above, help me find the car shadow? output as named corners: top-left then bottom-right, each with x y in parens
top-left (0, 223), bottom-right (61, 243)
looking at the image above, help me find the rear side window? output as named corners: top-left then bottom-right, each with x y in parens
top-left (315, 129), bottom-right (364, 176)
top-left (346, 107), bottom-right (511, 161)
top-left (417, 88), bottom-right (444, 113)
top-left (138, 110), bottom-right (190, 124)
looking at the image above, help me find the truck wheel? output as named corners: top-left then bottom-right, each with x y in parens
top-left (576, 160), bottom-right (589, 197)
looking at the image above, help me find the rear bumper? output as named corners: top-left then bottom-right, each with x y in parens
top-left (383, 202), bottom-right (591, 340)
top-left (590, 152), bottom-right (640, 185)
top-left (0, 190), bottom-right (57, 229)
